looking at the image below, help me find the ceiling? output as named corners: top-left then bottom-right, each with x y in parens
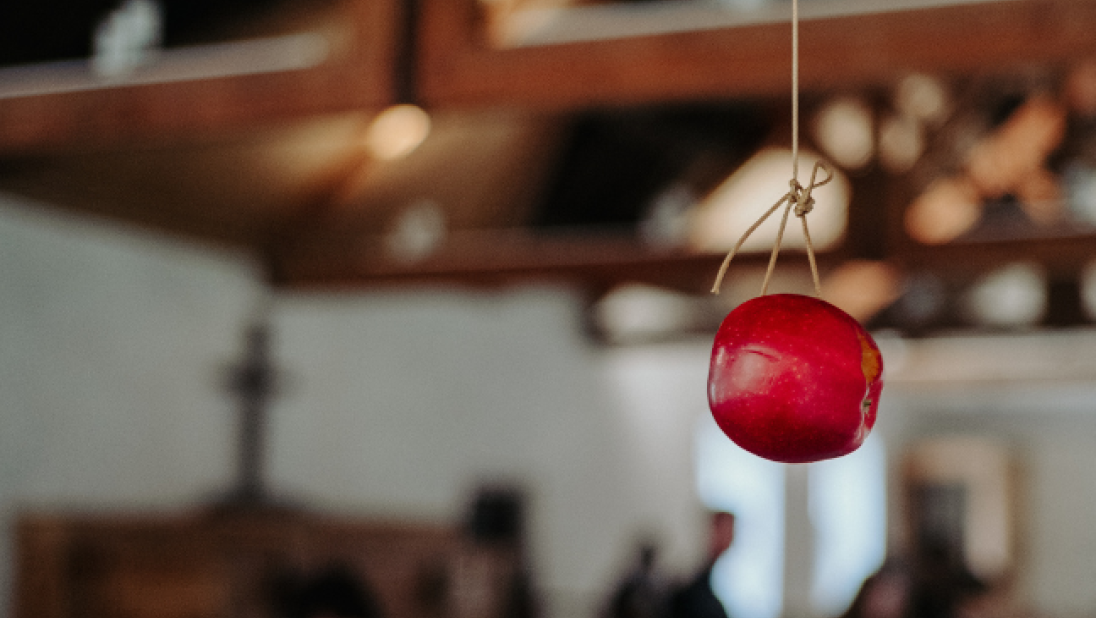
top-left (4, 0), bottom-right (1096, 335)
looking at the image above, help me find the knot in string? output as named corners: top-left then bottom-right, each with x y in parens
top-left (709, 159), bottom-right (834, 297)
top-left (792, 160), bottom-right (833, 217)
top-left (790, 180), bottom-right (814, 217)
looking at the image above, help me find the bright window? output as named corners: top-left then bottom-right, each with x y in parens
top-left (808, 432), bottom-right (888, 616)
top-left (696, 417), bottom-right (785, 618)
top-left (695, 420), bottom-right (888, 618)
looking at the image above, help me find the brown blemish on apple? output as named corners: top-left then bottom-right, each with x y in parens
top-left (857, 330), bottom-right (882, 384)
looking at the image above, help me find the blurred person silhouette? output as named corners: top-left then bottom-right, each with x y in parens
top-left (840, 543), bottom-right (989, 618)
top-left (271, 562), bottom-right (384, 618)
top-left (603, 537), bottom-right (671, 618)
top-left (669, 511), bottom-right (736, 618)
top-left (839, 559), bottom-right (913, 618)
top-left (909, 539), bottom-right (987, 618)
top-left (466, 484), bottom-right (540, 618)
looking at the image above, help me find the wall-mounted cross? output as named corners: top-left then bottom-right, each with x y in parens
top-left (218, 314), bottom-right (283, 509)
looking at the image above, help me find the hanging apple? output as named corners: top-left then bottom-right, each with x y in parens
top-left (708, 293), bottom-right (883, 463)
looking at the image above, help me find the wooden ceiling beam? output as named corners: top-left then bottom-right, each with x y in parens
top-left (271, 229), bottom-right (849, 293)
top-left (0, 0), bottom-right (401, 155)
top-left (417, 0), bottom-right (1096, 110)
top-left (5, 0), bottom-right (1096, 293)
top-left (893, 235), bottom-right (1096, 279)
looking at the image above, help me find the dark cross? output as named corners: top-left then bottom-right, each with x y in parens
top-left (221, 316), bottom-right (282, 508)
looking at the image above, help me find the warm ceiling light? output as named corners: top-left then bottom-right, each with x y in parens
top-left (689, 147), bottom-right (849, 254)
top-left (1081, 261), bottom-right (1096, 321)
top-left (592, 284), bottom-right (704, 343)
top-left (966, 95), bottom-right (1066, 200)
top-left (904, 176), bottom-right (981, 244)
top-left (365, 104), bottom-right (432, 161)
top-left (1065, 59), bottom-right (1096, 116)
top-left (878, 114), bottom-right (924, 173)
top-left (962, 262), bottom-right (1046, 328)
top-left (1063, 164), bottom-right (1096, 225)
top-left (385, 199), bottom-right (446, 262)
top-left (1015, 168), bottom-right (1064, 225)
top-left (895, 73), bottom-right (950, 126)
top-left (812, 97), bottom-right (874, 170)
top-left (821, 261), bottom-right (901, 323)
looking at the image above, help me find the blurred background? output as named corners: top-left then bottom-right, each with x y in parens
top-left (3, 0), bottom-right (1096, 617)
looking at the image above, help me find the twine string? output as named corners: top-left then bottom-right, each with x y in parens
top-left (710, 160), bottom-right (833, 295)
top-left (794, 160), bottom-right (833, 296)
top-left (792, 0), bottom-right (799, 183)
top-left (709, 0), bottom-right (833, 298)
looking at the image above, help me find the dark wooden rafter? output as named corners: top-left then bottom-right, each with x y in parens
top-left (0, 0), bottom-right (401, 155)
top-left (416, 0), bottom-right (1096, 110)
top-left (271, 226), bottom-right (853, 293)
top-left (4, 0), bottom-right (1096, 292)
top-left (7, 0), bottom-right (1096, 152)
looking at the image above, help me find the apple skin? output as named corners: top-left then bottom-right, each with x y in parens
top-left (708, 293), bottom-right (884, 463)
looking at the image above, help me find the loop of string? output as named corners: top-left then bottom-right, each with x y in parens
top-left (710, 0), bottom-right (832, 299)
top-left (710, 159), bottom-right (833, 296)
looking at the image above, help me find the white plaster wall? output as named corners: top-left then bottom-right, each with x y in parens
top-left (0, 194), bottom-right (706, 618)
top-left (883, 381), bottom-right (1096, 618)
top-left (8, 190), bottom-right (1096, 618)
top-left (269, 289), bottom-right (708, 610)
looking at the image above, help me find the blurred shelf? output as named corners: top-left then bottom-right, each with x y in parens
top-left (14, 510), bottom-right (462, 618)
top-left (0, 0), bottom-right (400, 154)
top-left (8, 0), bottom-right (1096, 151)
top-left (4, 0), bottom-right (1096, 292)
top-left (489, 0), bottom-right (1019, 47)
top-left (418, 0), bottom-right (1096, 109)
top-left (273, 228), bottom-right (848, 293)
top-left (893, 233), bottom-right (1096, 277)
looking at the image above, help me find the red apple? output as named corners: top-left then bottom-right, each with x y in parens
top-left (708, 293), bottom-right (884, 463)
